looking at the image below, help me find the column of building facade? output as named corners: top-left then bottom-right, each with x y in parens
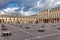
top-left (48, 9), bottom-right (53, 23)
top-left (38, 19), bottom-right (40, 23)
top-left (6, 17), bottom-right (9, 23)
top-left (42, 19), bottom-right (44, 23)
top-left (51, 19), bottom-right (53, 23)
top-left (53, 19), bottom-right (56, 23)
top-left (49, 13), bottom-right (53, 23)
top-left (10, 17), bottom-right (13, 24)
top-left (50, 19), bottom-right (52, 23)
top-left (4, 17), bottom-right (6, 23)
top-left (37, 17), bottom-right (39, 23)
top-left (41, 19), bottom-right (43, 23)
top-left (2, 17), bottom-right (5, 23)
top-left (25, 17), bottom-right (28, 23)
top-left (40, 19), bottom-right (42, 23)
top-left (13, 17), bottom-right (15, 23)
top-left (48, 14), bottom-right (51, 23)
top-left (11, 17), bottom-right (14, 23)
top-left (1, 17), bottom-right (3, 23)
top-left (14, 17), bottom-right (16, 23)
top-left (33, 17), bottom-right (37, 23)
top-left (21, 17), bottom-right (23, 23)
top-left (20, 17), bottom-right (22, 23)
top-left (16, 17), bottom-right (18, 23)
top-left (55, 13), bottom-right (57, 23)
top-left (17, 17), bottom-right (20, 23)
top-left (15, 17), bottom-right (17, 23)
top-left (17, 17), bottom-right (19, 23)
top-left (19, 17), bottom-right (21, 23)
top-left (39, 19), bottom-right (41, 23)
top-left (49, 19), bottom-right (51, 23)
top-left (53, 13), bottom-right (55, 23)
top-left (5, 17), bottom-right (7, 24)
top-left (23, 17), bottom-right (25, 23)
top-left (49, 18), bottom-right (52, 23)
top-left (59, 18), bottom-right (60, 23)
top-left (9, 17), bottom-right (11, 23)
top-left (58, 12), bottom-right (60, 23)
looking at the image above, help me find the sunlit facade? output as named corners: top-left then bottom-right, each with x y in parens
top-left (0, 7), bottom-right (60, 24)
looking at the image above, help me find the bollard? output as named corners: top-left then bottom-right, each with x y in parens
top-left (38, 28), bottom-right (44, 32)
top-left (2, 31), bottom-right (12, 37)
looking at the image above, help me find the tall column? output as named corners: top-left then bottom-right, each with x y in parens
top-left (42, 19), bottom-right (43, 23)
top-left (49, 19), bottom-right (51, 23)
top-left (41, 19), bottom-right (42, 23)
top-left (51, 19), bottom-right (52, 23)
top-left (10, 17), bottom-right (11, 24)
top-left (38, 19), bottom-right (39, 23)
top-left (1, 17), bottom-right (3, 23)
top-left (59, 18), bottom-right (60, 23)
top-left (5, 17), bottom-right (7, 23)
top-left (56, 19), bottom-right (57, 23)
top-left (53, 19), bottom-right (54, 23)
top-left (17, 18), bottom-right (19, 23)
top-left (13, 17), bottom-right (15, 23)
top-left (54, 19), bottom-right (55, 23)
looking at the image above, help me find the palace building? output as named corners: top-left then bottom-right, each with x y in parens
top-left (0, 7), bottom-right (60, 24)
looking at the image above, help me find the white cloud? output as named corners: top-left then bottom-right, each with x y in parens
top-left (0, 0), bottom-right (60, 16)
top-left (48, 0), bottom-right (55, 8)
top-left (35, 1), bottom-right (43, 8)
top-left (19, 7), bottom-right (35, 16)
top-left (31, 1), bottom-right (44, 9)
top-left (0, 6), bottom-right (35, 16)
top-left (45, 0), bottom-right (60, 8)
top-left (3, 7), bottom-right (19, 13)
top-left (19, 0), bottom-right (60, 16)
top-left (0, 7), bottom-right (19, 15)
top-left (27, 0), bottom-right (44, 13)
top-left (53, 1), bottom-right (60, 7)
top-left (0, 11), bottom-right (5, 14)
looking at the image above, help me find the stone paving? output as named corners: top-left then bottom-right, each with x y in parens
top-left (0, 23), bottom-right (60, 40)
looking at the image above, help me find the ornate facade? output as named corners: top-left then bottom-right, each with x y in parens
top-left (0, 7), bottom-right (60, 24)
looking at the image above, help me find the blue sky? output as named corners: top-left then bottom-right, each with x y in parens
top-left (0, 0), bottom-right (60, 16)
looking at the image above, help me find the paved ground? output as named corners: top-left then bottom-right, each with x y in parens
top-left (0, 23), bottom-right (60, 40)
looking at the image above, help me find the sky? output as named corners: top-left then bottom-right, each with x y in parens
top-left (0, 0), bottom-right (60, 16)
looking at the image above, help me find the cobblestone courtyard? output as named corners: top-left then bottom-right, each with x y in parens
top-left (0, 23), bottom-right (60, 40)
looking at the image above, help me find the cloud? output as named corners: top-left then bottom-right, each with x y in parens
top-left (48, 0), bottom-right (55, 8)
top-left (0, 7), bottom-right (19, 15)
top-left (46, 0), bottom-right (60, 8)
top-left (29, 1), bottom-right (44, 10)
top-left (53, 1), bottom-right (60, 7)
top-left (0, 0), bottom-right (60, 16)
top-left (0, 11), bottom-right (5, 14)
top-left (3, 7), bottom-right (19, 13)
top-left (19, 7), bottom-right (35, 16)
top-left (35, 1), bottom-right (44, 8)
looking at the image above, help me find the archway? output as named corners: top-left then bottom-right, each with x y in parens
top-left (29, 21), bottom-right (32, 23)
top-left (43, 19), bottom-right (48, 23)
top-left (17, 21), bottom-right (20, 23)
top-left (35, 21), bottom-right (38, 23)
top-left (2, 19), bottom-right (4, 23)
top-left (0, 19), bottom-right (1, 23)
top-left (0, 19), bottom-right (4, 23)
